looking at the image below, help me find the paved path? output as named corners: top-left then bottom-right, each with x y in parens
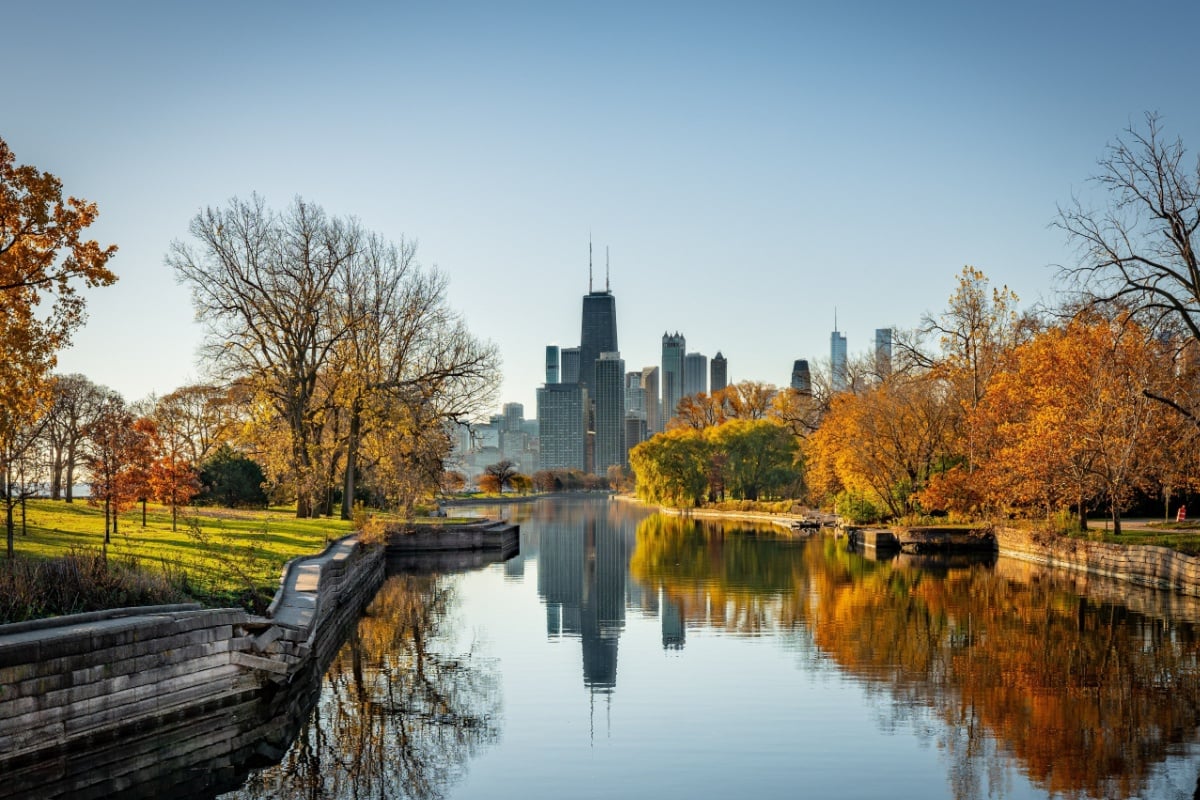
top-left (270, 537), bottom-right (357, 631)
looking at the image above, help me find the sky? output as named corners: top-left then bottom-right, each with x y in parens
top-left (7, 1), bottom-right (1200, 417)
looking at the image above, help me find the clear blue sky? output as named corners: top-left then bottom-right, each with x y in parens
top-left (7, 1), bottom-right (1199, 416)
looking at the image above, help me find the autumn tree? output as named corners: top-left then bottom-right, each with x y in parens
top-left (629, 428), bottom-right (710, 508)
top-left (42, 374), bottom-right (109, 502)
top-left (169, 197), bottom-right (362, 517)
top-left (971, 315), bottom-right (1172, 533)
top-left (1058, 113), bottom-right (1200, 430)
top-left (483, 459), bottom-right (519, 493)
top-left (711, 419), bottom-right (799, 501)
top-left (84, 395), bottom-right (150, 544)
top-left (153, 383), bottom-right (233, 465)
top-left (0, 137), bottom-right (117, 553)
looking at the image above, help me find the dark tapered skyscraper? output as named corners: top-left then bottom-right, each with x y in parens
top-left (711, 352), bottom-right (728, 393)
top-left (579, 244), bottom-right (618, 397)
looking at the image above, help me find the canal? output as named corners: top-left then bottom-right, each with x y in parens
top-left (222, 496), bottom-right (1200, 800)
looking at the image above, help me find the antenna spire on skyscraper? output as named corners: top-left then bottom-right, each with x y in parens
top-left (606, 245), bottom-right (610, 292)
top-left (589, 233), bottom-right (593, 293)
top-left (834, 307), bottom-right (838, 332)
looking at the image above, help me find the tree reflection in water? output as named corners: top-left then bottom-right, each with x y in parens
top-left (227, 573), bottom-right (499, 800)
top-left (630, 514), bottom-right (1200, 800)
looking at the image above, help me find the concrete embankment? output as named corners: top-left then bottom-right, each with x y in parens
top-left (993, 525), bottom-right (1200, 598)
top-left (0, 532), bottom-right (384, 797)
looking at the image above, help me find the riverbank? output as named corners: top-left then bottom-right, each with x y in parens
top-left (440, 490), bottom-right (601, 507)
top-left (610, 493), bottom-right (827, 534)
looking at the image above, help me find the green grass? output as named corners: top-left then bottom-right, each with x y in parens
top-left (1075, 523), bottom-right (1200, 556)
top-left (3, 499), bottom-right (356, 598)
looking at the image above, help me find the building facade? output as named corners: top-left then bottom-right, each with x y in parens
top-left (545, 345), bottom-right (560, 384)
top-left (593, 352), bottom-right (626, 472)
top-left (683, 352), bottom-right (708, 398)
top-left (661, 332), bottom-right (686, 424)
top-left (830, 329), bottom-right (848, 392)
top-left (560, 346), bottom-right (582, 385)
top-left (537, 383), bottom-right (588, 471)
top-left (790, 359), bottom-right (812, 394)
top-left (580, 291), bottom-right (618, 397)
top-left (710, 352), bottom-right (728, 393)
top-left (874, 327), bottom-right (892, 378)
top-left (641, 366), bottom-right (661, 435)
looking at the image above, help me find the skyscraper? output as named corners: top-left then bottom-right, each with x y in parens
top-left (684, 352), bottom-right (708, 398)
top-left (661, 332), bottom-right (686, 423)
top-left (710, 352), bottom-right (728, 393)
top-left (545, 345), bottom-right (560, 384)
top-left (874, 328), bottom-right (893, 378)
top-left (790, 359), bottom-right (812, 394)
top-left (625, 371), bottom-right (645, 414)
top-left (624, 412), bottom-right (647, 454)
top-left (579, 245), bottom-right (618, 397)
top-left (593, 352), bottom-right (626, 472)
top-left (831, 324), bottom-right (848, 393)
top-left (537, 383), bottom-right (588, 471)
top-left (561, 346), bottom-right (582, 385)
top-left (641, 366), bottom-right (661, 435)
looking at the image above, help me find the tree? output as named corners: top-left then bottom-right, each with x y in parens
top-left (483, 459), bottom-right (519, 493)
top-left (197, 444), bottom-right (268, 508)
top-left (629, 428), bottom-right (710, 508)
top-left (1058, 113), bottom-right (1200, 429)
top-left (153, 384), bottom-right (233, 465)
top-left (84, 395), bottom-right (150, 544)
top-left (168, 197), bottom-right (362, 517)
top-left (712, 419), bottom-right (799, 501)
top-left (42, 374), bottom-right (109, 502)
top-left (0, 137), bottom-right (117, 550)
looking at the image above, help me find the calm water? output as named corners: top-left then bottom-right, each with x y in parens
top-left (223, 498), bottom-right (1200, 800)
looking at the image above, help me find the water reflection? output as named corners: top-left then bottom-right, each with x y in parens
top-left (630, 513), bottom-right (1200, 799)
top-left (225, 572), bottom-right (500, 800)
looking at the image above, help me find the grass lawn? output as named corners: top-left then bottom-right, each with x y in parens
top-left (3, 499), bottom-right (356, 596)
top-left (1077, 521), bottom-right (1200, 556)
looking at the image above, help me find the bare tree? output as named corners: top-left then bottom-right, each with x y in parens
top-left (1058, 112), bottom-right (1200, 427)
top-left (43, 374), bottom-right (109, 502)
top-left (168, 197), bottom-right (363, 517)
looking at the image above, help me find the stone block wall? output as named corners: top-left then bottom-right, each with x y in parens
top-left (994, 526), bottom-right (1200, 598)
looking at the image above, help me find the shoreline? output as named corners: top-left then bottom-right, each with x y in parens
top-left (610, 494), bottom-right (816, 534)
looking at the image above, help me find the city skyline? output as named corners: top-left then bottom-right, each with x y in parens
top-left (5, 3), bottom-right (1199, 417)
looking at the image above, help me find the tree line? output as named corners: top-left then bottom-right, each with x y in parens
top-left (1, 136), bottom-right (499, 558)
top-left (633, 114), bottom-right (1200, 533)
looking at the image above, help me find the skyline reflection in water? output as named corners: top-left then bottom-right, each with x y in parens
top-left (225, 498), bottom-right (1200, 800)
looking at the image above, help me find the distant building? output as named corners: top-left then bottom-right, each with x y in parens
top-left (684, 352), bottom-right (708, 398)
top-left (662, 332), bottom-right (686, 423)
top-left (624, 412), bottom-right (647, 456)
top-left (831, 327), bottom-right (848, 393)
top-left (593, 352), bottom-right (626, 473)
top-left (561, 346), bottom-right (582, 385)
top-left (874, 328), bottom-right (893, 378)
top-left (579, 247), bottom-right (618, 397)
top-left (642, 366), bottom-right (661, 435)
top-left (502, 402), bottom-right (524, 433)
top-left (710, 352), bottom-right (728, 393)
top-left (625, 371), bottom-right (645, 414)
top-left (790, 359), bottom-right (812, 394)
top-left (545, 345), bottom-right (560, 384)
top-left (537, 383), bottom-right (588, 471)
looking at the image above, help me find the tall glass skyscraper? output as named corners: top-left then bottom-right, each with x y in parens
top-left (545, 345), bottom-right (560, 384)
top-left (537, 383), bottom-right (588, 471)
top-left (560, 346), bottom-right (582, 385)
top-left (831, 329), bottom-right (848, 392)
top-left (580, 290), bottom-right (618, 397)
top-left (661, 333), bottom-right (686, 424)
top-left (790, 359), bottom-right (812, 394)
top-left (874, 328), bottom-right (893, 378)
top-left (684, 352), bottom-right (708, 398)
top-left (593, 352), bottom-right (626, 472)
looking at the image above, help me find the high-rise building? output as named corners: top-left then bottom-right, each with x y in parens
top-left (874, 328), bottom-right (893, 378)
top-left (661, 332), bottom-right (686, 423)
top-left (579, 245), bottom-right (618, 397)
top-left (641, 366), bottom-right (661, 435)
top-left (545, 345), bottom-right (560, 384)
top-left (537, 383), bottom-right (588, 471)
top-left (502, 402), bottom-right (524, 433)
top-left (561, 346), bottom-right (582, 385)
top-left (684, 352), bottom-right (708, 398)
top-left (625, 371), bottom-right (645, 414)
top-left (831, 327), bottom-right (848, 393)
top-left (593, 352), bottom-right (626, 473)
top-left (710, 352), bottom-right (728, 393)
top-left (624, 412), bottom-right (647, 455)
top-left (790, 359), bottom-right (812, 394)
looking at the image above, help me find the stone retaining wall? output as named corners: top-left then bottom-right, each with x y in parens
top-left (0, 533), bottom-right (384, 787)
top-left (994, 526), bottom-right (1200, 598)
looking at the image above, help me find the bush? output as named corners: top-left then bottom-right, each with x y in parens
top-left (835, 491), bottom-right (882, 525)
top-left (0, 549), bottom-right (190, 624)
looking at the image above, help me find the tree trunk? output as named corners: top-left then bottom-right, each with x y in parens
top-left (65, 445), bottom-right (76, 503)
top-left (1077, 495), bottom-right (1088, 531)
top-left (341, 400), bottom-right (361, 521)
top-left (142, 499), bottom-right (147, 527)
top-left (1111, 502), bottom-right (1122, 537)
top-left (50, 447), bottom-right (63, 500)
top-left (104, 498), bottom-right (111, 544)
